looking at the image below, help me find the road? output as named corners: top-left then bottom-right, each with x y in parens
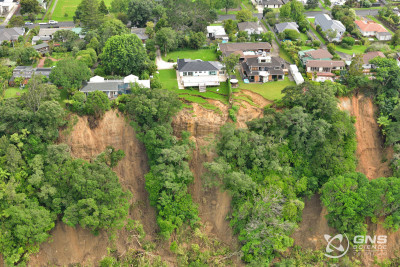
top-left (0, 21), bottom-right (75, 29)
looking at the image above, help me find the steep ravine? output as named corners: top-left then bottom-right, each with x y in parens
top-left (292, 95), bottom-right (397, 266)
top-left (29, 91), bottom-right (268, 266)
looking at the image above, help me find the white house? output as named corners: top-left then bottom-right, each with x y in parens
top-left (314, 14), bottom-right (346, 42)
top-left (80, 75), bottom-right (150, 99)
top-left (355, 20), bottom-right (392, 41)
top-left (207, 26), bottom-right (228, 41)
top-left (255, 0), bottom-right (284, 8)
top-left (237, 22), bottom-right (263, 35)
top-left (177, 59), bottom-right (225, 91)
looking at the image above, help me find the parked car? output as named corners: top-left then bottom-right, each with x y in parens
top-left (49, 20), bottom-right (58, 24)
top-left (24, 22), bottom-right (33, 25)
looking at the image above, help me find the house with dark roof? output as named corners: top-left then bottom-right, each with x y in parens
top-left (218, 42), bottom-right (271, 60)
top-left (177, 59), bottom-right (225, 91)
top-left (0, 27), bottom-right (24, 43)
top-left (241, 56), bottom-right (286, 83)
top-left (355, 20), bottom-right (392, 41)
top-left (274, 22), bottom-right (299, 34)
top-left (80, 75), bottom-right (150, 99)
top-left (9, 66), bottom-right (52, 86)
top-left (131, 28), bottom-right (148, 43)
top-left (298, 48), bottom-right (333, 66)
top-left (255, 0), bottom-right (284, 8)
top-left (33, 43), bottom-right (50, 54)
top-left (315, 14), bottom-right (345, 42)
top-left (237, 22), bottom-right (263, 35)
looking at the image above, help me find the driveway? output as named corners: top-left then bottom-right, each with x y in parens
top-left (156, 48), bottom-right (175, 70)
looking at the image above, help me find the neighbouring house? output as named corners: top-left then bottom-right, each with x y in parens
top-left (38, 27), bottom-right (85, 40)
top-left (131, 27), bottom-right (148, 43)
top-left (331, 0), bottom-right (346, 5)
top-left (237, 22), bottom-right (263, 35)
top-left (298, 48), bottom-right (333, 66)
top-left (33, 43), bottom-right (50, 54)
top-left (241, 55), bottom-right (286, 83)
top-left (32, 35), bottom-right (51, 45)
top-left (207, 26), bottom-right (228, 41)
top-left (362, 51), bottom-right (386, 73)
top-left (177, 58), bottom-right (225, 91)
top-left (9, 66), bottom-right (52, 86)
top-left (275, 22), bottom-right (300, 34)
top-left (80, 75), bottom-right (150, 99)
top-left (289, 64), bottom-right (304, 85)
top-left (218, 42), bottom-right (272, 61)
top-left (0, 27), bottom-right (24, 44)
top-left (255, 0), bottom-right (284, 8)
top-left (306, 60), bottom-right (345, 82)
top-left (355, 20), bottom-right (392, 41)
top-left (314, 14), bottom-right (346, 42)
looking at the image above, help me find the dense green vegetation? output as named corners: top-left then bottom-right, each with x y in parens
top-left (205, 82), bottom-right (357, 264)
top-left (118, 87), bottom-right (199, 239)
top-left (0, 76), bottom-right (130, 265)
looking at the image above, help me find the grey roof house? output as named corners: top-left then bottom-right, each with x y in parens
top-left (238, 22), bottom-right (263, 35)
top-left (131, 28), bottom-right (148, 43)
top-left (314, 14), bottom-right (346, 42)
top-left (177, 59), bottom-right (225, 91)
top-left (80, 75), bottom-right (150, 99)
top-left (32, 35), bottom-right (51, 45)
top-left (10, 66), bottom-right (52, 86)
top-left (275, 22), bottom-right (300, 34)
top-left (33, 43), bottom-right (50, 53)
top-left (0, 27), bottom-right (24, 43)
top-left (256, 0), bottom-right (284, 8)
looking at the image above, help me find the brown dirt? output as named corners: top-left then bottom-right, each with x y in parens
top-left (339, 95), bottom-right (392, 180)
top-left (29, 110), bottom-right (174, 266)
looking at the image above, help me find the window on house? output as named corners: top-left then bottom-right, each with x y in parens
top-left (210, 71), bottom-right (217, 75)
top-left (183, 72), bottom-right (187, 76)
top-left (310, 67), bottom-right (318, 71)
top-left (188, 72), bottom-right (193, 76)
top-left (323, 67), bottom-right (330, 72)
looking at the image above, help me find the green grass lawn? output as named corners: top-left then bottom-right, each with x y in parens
top-left (307, 18), bottom-right (315, 24)
top-left (305, 7), bottom-right (322, 11)
top-left (241, 0), bottom-right (256, 11)
top-left (50, 0), bottom-right (112, 21)
top-left (336, 45), bottom-right (367, 55)
top-left (238, 77), bottom-right (295, 101)
top-left (309, 24), bottom-right (327, 44)
top-left (162, 48), bottom-right (217, 62)
top-left (318, 0), bottom-right (331, 10)
top-left (300, 33), bottom-right (309, 41)
top-left (367, 15), bottom-right (394, 34)
top-left (5, 87), bottom-right (27, 99)
top-left (301, 45), bottom-right (313, 51)
top-left (158, 69), bottom-right (229, 109)
top-left (216, 9), bottom-right (239, 15)
top-left (279, 48), bottom-right (294, 64)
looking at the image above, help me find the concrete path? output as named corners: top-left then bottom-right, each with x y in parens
top-left (1, 4), bottom-right (18, 26)
top-left (156, 48), bottom-right (175, 70)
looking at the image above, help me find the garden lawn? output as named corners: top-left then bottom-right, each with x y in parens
top-left (162, 48), bottom-right (217, 62)
top-left (238, 77), bottom-right (295, 101)
top-left (309, 24), bottom-right (326, 44)
top-left (336, 45), bottom-right (367, 55)
top-left (158, 69), bottom-right (229, 106)
top-left (300, 33), bottom-right (309, 41)
top-left (4, 87), bottom-right (27, 99)
top-left (51, 0), bottom-right (112, 22)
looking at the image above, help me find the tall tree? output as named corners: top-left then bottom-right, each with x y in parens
top-left (49, 59), bottom-right (92, 93)
top-left (110, 0), bottom-right (130, 13)
top-left (74, 0), bottom-right (104, 30)
top-left (216, 0), bottom-right (237, 14)
top-left (20, 0), bottom-right (41, 15)
top-left (100, 34), bottom-right (151, 76)
top-left (155, 27), bottom-right (177, 56)
top-left (128, 0), bottom-right (156, 27)
top-left (97, 18), bottom-right (129, 47)
top-left (98, 0), bottom-right (108, 14)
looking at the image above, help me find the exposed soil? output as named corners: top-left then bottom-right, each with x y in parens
top-left (29, 110), bottom-right (173, 266)
top-left (339, 95), bottom-right (392, 180)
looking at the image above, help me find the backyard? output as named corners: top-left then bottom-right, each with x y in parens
top-left (238, 77), bottom-right (295, 101)
top-left (336, 45), bottom-right (367, 55)
top-left (162, 48), bottom-right (218, 62)
top-left (4, 87), bottom-right (27, 99)
top-left (49, 0), bottom-right (112, 22)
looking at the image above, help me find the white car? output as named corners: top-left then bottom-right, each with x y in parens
top-left (49, 20), bottom-right (58, 24)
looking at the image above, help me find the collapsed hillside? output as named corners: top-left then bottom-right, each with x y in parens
top-left (29, 90), bottom-right (268, 266)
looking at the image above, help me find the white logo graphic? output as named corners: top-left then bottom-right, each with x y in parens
top-left (324, 234), bottom-right (349, 258)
